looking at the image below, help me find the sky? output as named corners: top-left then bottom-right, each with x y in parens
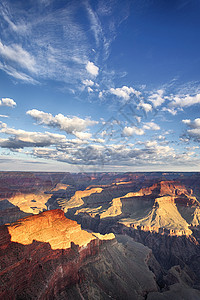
top-left (0, 0), bottom-right (200, 172)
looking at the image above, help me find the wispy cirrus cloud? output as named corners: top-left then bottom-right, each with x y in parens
top-left (0, 41), bottom-right (36, 73)
top-left (0, 0), bottom-right (131, 90)
top-left (0, 61), bottom-right (38, 84)
top-left (84, 0), bottom-right (103, 47)
top-left (0, 115), bottom-right (9, 118)
top-left (0, 1), bottom-right (89, 84)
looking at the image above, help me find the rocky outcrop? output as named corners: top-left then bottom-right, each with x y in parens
top-left (70, 180), bottom-right (200, 237)
top-left (0, 210), bottom-right (163, 300)
top-left (113, 223), bottom-right (200, 278)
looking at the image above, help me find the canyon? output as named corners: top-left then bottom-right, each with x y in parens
top-left (0, 172), bottom-right (200, 299)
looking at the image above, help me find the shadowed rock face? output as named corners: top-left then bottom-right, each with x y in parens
top-left (0, 200), bottom-right (31, 225)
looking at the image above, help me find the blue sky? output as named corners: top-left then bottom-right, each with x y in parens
top-left (0, 0), bottom-right (200, 172)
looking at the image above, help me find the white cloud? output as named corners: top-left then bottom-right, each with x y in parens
top-left (86, 61), bottom-right (99, 77)
top-left (0, 98), bottom-right (16, 107)
top-left (182, 119), bottom-right (192, 125)
top-left (82, 79), bottom-right (94, 86)
top-left (87, 87), bottom-right (93, 93)
top-left (0, 41), bottom-right (36, 73)
top-left (171, 93), bottom-right (200, 107)
top-left (30, 138), bottom-right (194, 168)
top-left (149, 89), bottom-right (165, 107)
top-left (182, 118), bottom-right (200, 128)
top-left (0, 3), bottom-right (93, 85)
top-left (0, 115), bottom-right (9, 118)
top-left (0, 121), bottom-right (67, 149)
top-left (73, 131), bottom-right (92, 140)
top-left (182, 118), bottom-right (200, 142)
top-left (26, 109), bottom-right (98, 136)
top-left (135, 116), bottom-right (141, 123)
top-left (143, 122), bottom-right (160, 131)
top-left (186, 128), bottom-right (200, 140)
top-left (0, 119), bottom-right (197, 168)
top-left (84, 2), bottom-right (102, 46)
top-left (0, 61), bottom-right (38, 84)
top-left (123, 126), bottom-right (145, 136)
top-left (110, 86), bottom-right (141, 100)
top-left (3, 14), bottom-right (28, 34)
top-left (162, 107), bottom-right (177, 115)
top-left (91, 138), bottom-right (105, 143)
top-left (138, 101), bottom-right (152, 112)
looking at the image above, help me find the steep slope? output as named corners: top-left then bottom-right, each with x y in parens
top-left (0, 210), bottom-right (163, 300)
top-left (0, 199), bottom-right (31, 225)
top-left (71, 181), bottom-right (200, 236)
top-left (8, 192), bottom-right (51, 214)
top-left (6, 209), bottom-right (114, 249)
top-left (118, 181), bottom-right (200, 235)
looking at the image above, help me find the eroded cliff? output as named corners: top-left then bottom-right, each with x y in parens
top-left (0, 209), bottom-right (162, 300)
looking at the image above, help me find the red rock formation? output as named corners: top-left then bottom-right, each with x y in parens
top-left (0, 210), bottom-right (162, 300)
top-left (0, 210), bottom-right (112, 299)
top-left (134, 181), bottom-right (191, 197)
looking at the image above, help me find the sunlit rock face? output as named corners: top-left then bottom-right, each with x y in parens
top-left (8, 192), bottom-right (51, 214)
top-left (69, 180), bottom-right (200, 236)
top-left (7, 209), bottom-right (115, 250)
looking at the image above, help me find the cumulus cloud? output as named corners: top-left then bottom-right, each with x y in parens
top-left (0, 98), bottom-right (16, 107)
top-left (171, 93), bottom-right (200, 107)
top-left (123, 126), bottom-right (145, 136)
top-left (30, 139), bottom-right (195, 167)
top-left (149, 89), bottom-right (165, 107)
top-left (182, 118), bottom-right (200, 128)
top-left (73, 131), bottom-right (92, 140)
top-left (99, 91), bottom-right (103, 98)
top-left (182, 118), bottom-right (200, 142)
top-left (138, 101), bottom-right (152, 112)
top-left (162, 107), bottom-right (177, 115)
top-left (110, 86), bottom-right (141, 100)
top-left (143, 122), bottom-right (160, 131)
top-left (82, 79), bottom-right (94, 86)
top-left (87, 87), bottom-right (93, 93)
top-left (86, 61), bottom-right (99, 77)
top-left (122, 122), bottom-right (160, 137)
top-left (0, 119), bottom-right (196, 167)
top-left (0, 121), bottom-right (67, 149)
top-left (26, 109), bottom-right (98, 137)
